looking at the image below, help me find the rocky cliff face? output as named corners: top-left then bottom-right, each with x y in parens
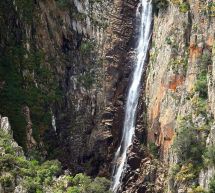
top-left (0, 0), bottom-right (141, 178)
top-left (0, 0), bottom-right (112, 175)
top-left (144, 0), bottom-right (215, 192)
top-left (0, 115), bottom-right (111, 193)
top-left (1, 0), bottom-right (215, 192)
top-left (109, 0), bottom-right (215, 192)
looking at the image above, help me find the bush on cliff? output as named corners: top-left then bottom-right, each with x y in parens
top-left (203, 145), bottom-right (215, 166)
top-left (173, 116), bottom-right (205, 164)
top-left (179, 2), bottom-right (190, 13)
top-left (195, 70), bottom-right (208, 99)
top-left (0, 128), bottom-right (112, 193)
top-left (209, 176), bottom-right (215, 193)
top-left (65, 174), bottom-right (111, 193)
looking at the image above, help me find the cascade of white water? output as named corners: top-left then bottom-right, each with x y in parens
top-left (111, 0), bottom-right (153, 192)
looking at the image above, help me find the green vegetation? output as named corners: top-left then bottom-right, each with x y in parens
top-left (0, 1), bottom-right (62, 148)
top-left (179, 2), bottom-right (190, 13)
top-left (194, 52), bottom-right (211, 99)
top-left (170, 163), bottom-right (203, 190)
top-left (0, 44), bottom-right (61, 148)
top-left (77, 39), bottom-right (98, 89)
top-left (165, 37), bottom-right (172, 45)
top-left (55, 0), bottom-right (70, 8)
top-left (0, 128), bottom-right (61, 192)
top-left (207, 2), bottom-right (215, 17)
top-left (189, 186), bottom-right (207, 193)
top-left (14, 0), bottom-right (35, 24)
top-left (191, 96), bottom-right (208, 116)
top-left (170, 0), bottom-right (181, 5)
top-left (0, 174), bottom-right (13, 188)
top-left (170, 114), bottom-right (208, 187)
top-left (63, 174), bottom-right (111, 193)
top-left (78, 73), bottom-right (96, 89)
top-left (170, 56), bottom-right (214, 189)
top-left (175, 163), bottom-right (198, 182)
top-left (170, 163), bottom-right (207, 192)
top-left (72, 12), bottom-right (87, 21)
top-left (89, 0), bottom-right (103, 4)
top-left (194, 70), bottom-right (208, 99)
top-left (173, 116), bottom-right (205, 164)
top-left (166, 37), bottom-right (189, 74)
top-left (203, 145), bottom-right (215, 166)
top-left (169, 56), bottom-right (188, 74)
top-left (0, 128), bottom-right (112, 193)
top-left (201, 52), bottom-right (212, 66)
top-left (148, 142), bottom-right (159, 158)
top-left (91, 17), bottom-right (109, 29)
top-left (209, 176), bottom-right (215, 193)
top-left (80, 40), bottom-right (96, 55)
top-left (170, 0), bottom-right (190, 13)
top-left (152, 0), bottom-right (169, 14)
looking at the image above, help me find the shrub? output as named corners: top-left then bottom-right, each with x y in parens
top-left (148, 142), bottom-right (159, 158)
top-left (209, 176), bottom-right (215, 193)
top-left (169, 164), bottom-right (180, 178)
top-left (170, 0), bottom-right (190, 13)
top-left (195, 70), bottom-right (208, 99)
top-left (78, 73), bottom-right (95, 89)
top-left (191, 96), bottom-right (208, 116)
top-left (166, 37), bottom-right (172, 45)
top-left (0, 127), bottom-right (112, 192)
top-left (0, 45), bottom-right (61, 148)
top-left (55, 0), bottom-right (69, 8)
top-left (189, 186), bottom-right (207, 193)
top-left (69, 173), bottom-right (112, 193)
top-left (203, 146), bottom-right (215, 166)
top-left (0, 128), bottom-right (61, 192)
top-left (207, 2), bottom-right (215, 17)
top-left (175, 163), bottom-right (197, 182)
top-left (173, 116), bottom-right (205, 164)
top-left (179, 2), bottom-right (190, 13)
top-left (0, 174), bottom-right (13, 187)
top-left (194, 52), bottom-right (211, 99)
top-left (201, 53), bottom-right (211, 66)
top-left (14, 0), bottom-right (35, 24)
top-left (153, 0), bottom-right (169, 14)
top-left (170, 0), bottom-right (180, 5)
top-left (89, 0), bottom-right (103, 4)
top-left (80, 40), bottom-right (96, 55)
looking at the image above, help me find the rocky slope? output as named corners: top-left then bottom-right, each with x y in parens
top-left (0, 115), bottom-right (111, 193)
top-left (0, 0), bottom-right (215, 192)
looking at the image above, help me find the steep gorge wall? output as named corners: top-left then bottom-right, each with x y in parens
top-left (113, 0), bottom-right (215, 192)
top-left (0, 0), bottom-right (112, 174)
top-left (1, 0), bottom-right (215, 192)
top-left (144, 0), bottom-right (215, 192)
top-left (0, 0), bottom-right (140, 178)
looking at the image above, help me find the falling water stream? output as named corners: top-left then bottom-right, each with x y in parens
top-left (111, 0), bottom-right (153, 192)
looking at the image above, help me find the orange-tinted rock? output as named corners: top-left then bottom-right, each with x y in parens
top-left (167, 75), bottom-right (185, 91)
top-left (189, 44), bottom-right (202, 63)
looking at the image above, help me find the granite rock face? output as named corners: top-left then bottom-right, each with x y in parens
top-left (143, 0), bottom-right (215, 192)
top-left (0, 0), bottom-right (139, 177)
top-left (0, 0), bottom-right (215, 192)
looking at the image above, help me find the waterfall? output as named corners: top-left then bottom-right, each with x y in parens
top-left (111, 0), bottom-right (153, 192)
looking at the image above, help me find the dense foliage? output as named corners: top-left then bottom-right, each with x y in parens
top-left (0, 128), bottom-right (112, 193)
top-left (173, 116), bottom-right (205, 164)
